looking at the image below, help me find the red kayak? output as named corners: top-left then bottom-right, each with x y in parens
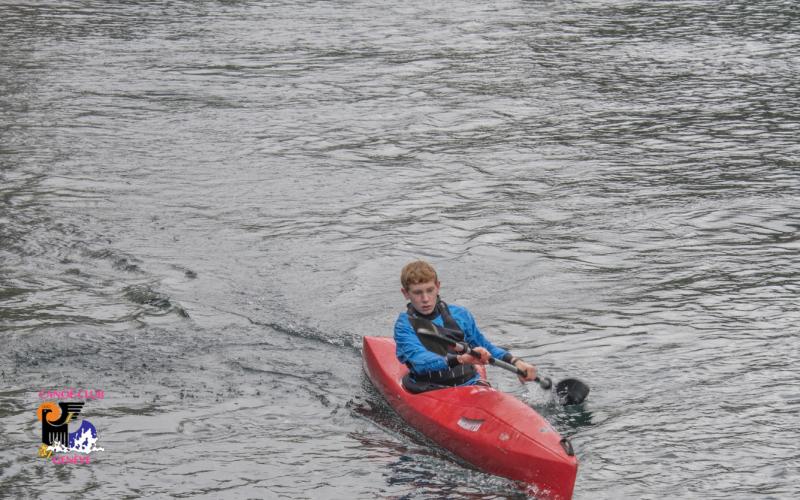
top-left (362, 336), bottom-right (577, 500)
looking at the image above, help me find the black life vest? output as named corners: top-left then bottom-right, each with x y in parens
top-left (404, 298), bottom-right (477, 389)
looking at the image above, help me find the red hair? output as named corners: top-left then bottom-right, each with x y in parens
top-left (400, 260), bottom-right (438, 289)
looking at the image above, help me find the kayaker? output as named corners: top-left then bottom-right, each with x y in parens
top-left (395, 260), bottom-right (538, 392)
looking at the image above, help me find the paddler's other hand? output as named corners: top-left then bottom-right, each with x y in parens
top-left (457, 347), bottom-right (490, 365)
top-left (514, 360), bottom-right (538, 382)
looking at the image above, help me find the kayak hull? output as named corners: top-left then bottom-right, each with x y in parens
top-left (362, 336), bottom-right (577, 500)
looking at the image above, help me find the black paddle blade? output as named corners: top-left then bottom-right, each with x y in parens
top-left (555, 378), bottom-right (590, 405)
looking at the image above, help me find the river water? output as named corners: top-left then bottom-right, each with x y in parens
top-left (1, 0), bottom-right (798, 498)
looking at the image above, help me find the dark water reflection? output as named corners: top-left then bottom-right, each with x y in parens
top-left (2, 0), bottom-right (798, 498)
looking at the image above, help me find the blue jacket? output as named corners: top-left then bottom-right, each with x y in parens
top-left (394, 303), bottom-right (510, 384)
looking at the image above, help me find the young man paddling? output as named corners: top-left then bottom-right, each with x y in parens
top-left (394, 260), bottom-right (537, 392)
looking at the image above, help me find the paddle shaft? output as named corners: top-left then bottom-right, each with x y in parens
top-left (488, 356), bottom-right (527, 377)
top-left (466, 346), bottom-right (553, 390)
top-left (415, 329), bottom-right (552, 389)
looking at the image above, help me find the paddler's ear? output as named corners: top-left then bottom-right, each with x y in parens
top-left (401, 287), bottom-right (411, 300)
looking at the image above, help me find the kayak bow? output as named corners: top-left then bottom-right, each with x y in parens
top-left (362, 336), bottom-right (578, 500)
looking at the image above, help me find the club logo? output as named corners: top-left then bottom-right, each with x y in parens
top-left (36, 389), bottom-right (104, 464)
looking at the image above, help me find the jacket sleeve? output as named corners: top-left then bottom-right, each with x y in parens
top-left (458, 307), bottom-right (511, 361)
top-left (394, 314), bottom-right (449, 374)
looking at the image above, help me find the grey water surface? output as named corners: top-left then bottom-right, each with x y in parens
top-left (2, 0), bottom-right (799, 498)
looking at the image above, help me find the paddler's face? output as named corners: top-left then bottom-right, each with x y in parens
top-left (402, 280), bottom-right (440, 315)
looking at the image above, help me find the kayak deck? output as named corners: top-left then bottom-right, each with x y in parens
top-left (362, 336), bottom-right (577, 500)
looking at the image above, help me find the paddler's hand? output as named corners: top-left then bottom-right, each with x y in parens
top-left (457, 347), bottom-right (490, 365)
top-left (513, 359), bottom-right (538, 382)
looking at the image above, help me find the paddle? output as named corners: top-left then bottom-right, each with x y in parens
top-left (555, 378), bottom-right (590, 406)
top-left (415, 327), bottom-right (590, 405)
